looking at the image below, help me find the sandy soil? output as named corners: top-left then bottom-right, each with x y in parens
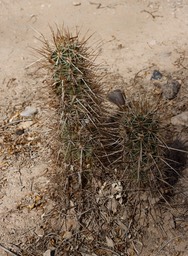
top-left (0, 0), bottom-right (188, 255)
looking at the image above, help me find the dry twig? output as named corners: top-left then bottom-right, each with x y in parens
top-left (0, 243), bottom-right (21, 256)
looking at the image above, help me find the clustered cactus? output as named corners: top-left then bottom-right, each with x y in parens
top-left (32, 26), bottom-right (188, 256)
top-left (38, 26), bottom-right (185, 200)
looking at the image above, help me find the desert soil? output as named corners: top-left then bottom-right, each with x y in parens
top-left (0, 0), bottom-right (188, 255)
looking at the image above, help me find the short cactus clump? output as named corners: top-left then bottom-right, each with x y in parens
top-left (102, 92), bottom-right (164, 188)
top-left (119, 99), bottom-right (165, 190)
top-left (105, 90), bottom-right (187, 198)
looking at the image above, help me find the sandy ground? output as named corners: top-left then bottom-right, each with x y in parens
top-left (0, 0), bottom-right (188, 255)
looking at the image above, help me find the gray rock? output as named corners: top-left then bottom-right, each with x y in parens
top-left (171, 111), bottom-right (188, 126)
top-left (16, 129), bottom-right (25, 135)
top-left (20, 106), bottom-right (38, 117)
top-left (108, 89), bottom-right (126, 107)
top-left (151, 70), bottom-right (163, 80)
top-left (162, 80), bottom-right (181, 100)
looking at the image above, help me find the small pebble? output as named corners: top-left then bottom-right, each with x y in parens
top-left (148, 40), bottom-right (157, 46)
top-left (43, 249), bottom-right (55, 256)
top-left (171, 111), bottom-right (188, 127)
top-left (108, 89), bottom-right (126, 107)
top-left (35, 226), bottom-right (45, 237)
top-left (117, 44), bottom-right (123, 49)
top-left (162, 80), bottom-right (181, 100)
top-left (16, 129), bottom-right (25, 135)
top-left (73, 1), bottom-right (81, 6)
top-left (18, 120), bottom-right (33, 129)
top-left (20, 106), bottom-right (38, 117)
top-left (151, 70), bottom-right (163, 80)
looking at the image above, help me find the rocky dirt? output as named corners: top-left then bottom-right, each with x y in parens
top-left (0, 0), bottom-right (188, 255)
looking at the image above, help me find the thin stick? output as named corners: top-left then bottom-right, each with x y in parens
top-left (160, 144), bottom-right (188, 154)
top-left (25, 57), bottom-right (44, 69)
top-left (0, 243), bottom-right (21, 256)
top-left (78, 147), bottom-right (83, 185)
top-left (4, 119), bottom-right (32, 127)
top-left (98, 246), bottom-right (121, 256)
top-left (154, 236), bottom-right (183, 255)
top-left (137, 141), bottom-right (142, 182)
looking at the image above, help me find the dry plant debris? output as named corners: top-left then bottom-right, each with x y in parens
top-left (0, 109), bottom-right (41, 168)
top-left (21, 27), bottom-right (188, 256)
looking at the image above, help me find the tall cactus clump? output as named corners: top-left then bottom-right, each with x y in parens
top-left (37, 27), bottom-right (107, 186)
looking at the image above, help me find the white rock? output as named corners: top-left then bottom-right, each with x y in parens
top-left (171, 111), bottom-right (188, 126)
top-left (18, 120), bottom-right (33, 129)
top-left (73, 1), bottom-right (81, 6)
top-left (148, 40), bottom-right (157, 46)
top-left (43, 249), bottom-right (55, 256)
top-left (106, 236), bottom-right (114, 248)
top-left (20, 106), bottom-right (38, 117)
top-left (43, 250), bottom-right (51, 256)
top-left (35, 226), bottom-right (44, 237)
